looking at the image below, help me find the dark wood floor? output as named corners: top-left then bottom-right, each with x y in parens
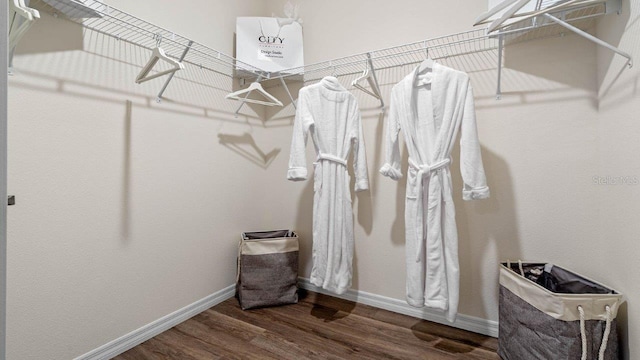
top-left (114, 290), bottom-right (498, 359)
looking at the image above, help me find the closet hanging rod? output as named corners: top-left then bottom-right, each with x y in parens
top-left (285, 46), bottom-right (499, 84)
top-left (77, 13), bottom-right (222, 69)
top-left (271, 29), bottom-right (495, 81)
top-left (271, 29), bottom-right (486, 77)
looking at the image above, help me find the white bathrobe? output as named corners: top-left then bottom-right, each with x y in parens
top-left (288, 76), bottom-right (369, 294)
top-left (379, 63), bottom-right (489, 322)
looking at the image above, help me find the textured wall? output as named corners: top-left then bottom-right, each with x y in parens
top-left (264, 0), bottom-right (638, 358)
top-left (6, 0), bottom-right (640, 359)
top-left (7, 1), bottom-right (268, 359)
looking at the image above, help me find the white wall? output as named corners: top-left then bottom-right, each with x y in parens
top-left (6, 0), bottom-right (640, 359)
top-left (595, 1), bottom-right (640, 358)
top-left (7, 1), bottom-right (268, 359)
top-left (262, 0), bottom-right (638, 358)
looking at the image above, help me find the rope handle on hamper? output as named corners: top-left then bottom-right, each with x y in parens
top-left (578, 305), bottom-right (613, 360)
top-left (599, 306), bottom-right (612, 360)
top-left (506, 260), bottom-right (525, 277)
top-left (518, 260), bottom-right (525, 277)
top-left (578, 306), bottom-right (588, 360)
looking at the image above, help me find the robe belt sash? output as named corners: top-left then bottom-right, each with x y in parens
top-left (317, 153), bottom-right (347, 167)
top-left (408, 157), bottom-right (452, 262)
top-left (315, 153), bottom-right (348, 195)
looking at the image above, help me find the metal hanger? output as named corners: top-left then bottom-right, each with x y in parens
top-left (418, 45), bottom-right (434, 74)
top-left (415, 46), bottom-right (436, 87)
top-left (135, 34), bottom-right (185, 84)
top-left (226, 81), bottom-right (283, 107)
top-left (351, 63), bottom-right (382, 101)
top-left (350, 53), bottom-right (384, 107)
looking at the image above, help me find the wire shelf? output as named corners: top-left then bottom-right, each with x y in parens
top-left (500, 2), bottom-right (607, 44)
top-left (270, 0), bottom-right (615, 84)
top-left (21, 0), bottom-right (627, 107)
top-left (31, 0), bottom-right (265, 79)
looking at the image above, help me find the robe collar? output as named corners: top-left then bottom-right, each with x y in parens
top-left (403, 62), bottom-right (445, 162)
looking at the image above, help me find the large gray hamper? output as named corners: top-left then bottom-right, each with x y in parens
top-left (499, 262), bottom-right (623, 360)
top-left (236, 230), bottom-right (299, 310)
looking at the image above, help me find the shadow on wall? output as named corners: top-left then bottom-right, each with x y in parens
top-left (500, 35), bottom-right (600, 109)
top-left (217, 133), bottom-right (281, 169)
top-left (504, 33), bottom-right (598, 93)
top-left (264, 78), bottom-right (303, 123)
top-left (13, 7), bottom-right (83, 54)
top-left (121, 100), bottom-right (132, 242)
top-left (451, 145), bottom-right (521, 320)
top-left (389, 147), bottom-right (410, 248)
top-left (367, 110), bottom-right (387, 193)
top-left (353, 110), bottom-right (387, 238)
top-left (498, 3), bottom-right (634, 109)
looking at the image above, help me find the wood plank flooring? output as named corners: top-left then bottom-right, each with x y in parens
top-left (114, 290), bottom-right (498, 359)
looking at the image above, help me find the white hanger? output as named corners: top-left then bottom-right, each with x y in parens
top-left (135, 36), bottom-right (185, 84)
top-left (9, 0), bottom-right (40, 53)
top-left (416, 48), bottom-right (436, 87)
top-left (480, 0), bottom-right (596, 33)
top-left (9, 0), bottom-right (40, 73)
top-left (10, 0), bottom-right (33, 19)
top-left (486, 0), bottom-right (531, 33)
top-left (418, 57), bottom-right (434, 74)
top-left (226, 82), bottom-right (283, 107)
top-left (351, 68), bottom-right (382, 100)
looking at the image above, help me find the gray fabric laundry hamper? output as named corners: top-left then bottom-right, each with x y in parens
top-left (499, 261), bottom-right (623, 360)
top-left (236, 230), bottom-right (299, 310)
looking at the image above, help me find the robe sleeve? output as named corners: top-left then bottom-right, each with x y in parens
top-left (351, 102), bottom-right (369, 192)
top-left (379, 89), bottom-right (403, 180)
top-left (460, 82), bottom-right (490, 200)
top-left (287, 90), bottom-right (313, 181)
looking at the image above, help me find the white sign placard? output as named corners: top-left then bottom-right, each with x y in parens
top-left (236, 17), bottom-right (304, 73)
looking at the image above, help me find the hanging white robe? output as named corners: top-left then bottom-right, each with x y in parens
top-left (379, 63), bottom-right (489, 322)
top-left (288, 76), bottom-right (369, 295)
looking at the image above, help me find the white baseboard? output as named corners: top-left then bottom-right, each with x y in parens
top-left (78, 279), bottom-right (497, 359)
top-left (75, 284), bottom-right (236, 360)
top-left (298, 278), bottom-right (498, 338)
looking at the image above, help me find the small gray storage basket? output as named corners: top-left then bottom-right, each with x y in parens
top-left (499, 261), bottom-right (623, 360)
top-left (236, 230), bottom-right (299, 310)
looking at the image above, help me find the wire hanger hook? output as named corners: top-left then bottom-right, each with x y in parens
top-left (154, 33), bottom-right (163, 47)
top-left (330, 61), bottom-right (337, 78)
